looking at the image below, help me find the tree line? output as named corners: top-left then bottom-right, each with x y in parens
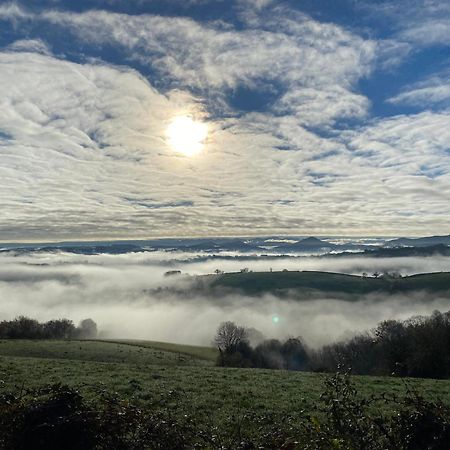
top-left (214, 310), bottom-right (450, 379)
top-left (0, 316), bottom-right (98, 340)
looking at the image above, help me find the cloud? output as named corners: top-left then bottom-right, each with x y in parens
top-left (237, 0), bottom-right (274, 9)
top-left (6, 38), bottom-right (52, 55)
top-left (368, 0), bottom-right (450, 70)
top-left (0, 51), bottom-right (213, 240)
top-left (375, 39), bottom-right (412, 71)
top-left (0, 51), bottom-right (331, 239)
top-left (388, 69), bottom-right (450, 108)
top-left (347, 112), bottom-right (450, 176)
top-left (399, 19), bottom-right (450, 47)
top-left (331, 112), bottom-right (450, 233)
top-left (362, 0), bottom-right (450, 48)
top-left (1, 51), bottom-right (449, 240)
top-left (0, 3), bottom-right (376, 127)
top-left (0, 2), bottom-right (448, 239)
top-left (353, 0), bottom-right (450, 73)
top-left (0, 3), bottom-right (29, 21)
top-left (274, 86), bottom-right (370, 128)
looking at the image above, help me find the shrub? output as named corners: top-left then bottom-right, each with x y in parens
top-left (0, 384), bottom-right (198, 450)
top-left (299, 371), bottom-right (450, 450)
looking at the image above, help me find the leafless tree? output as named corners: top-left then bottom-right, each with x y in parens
top-left (214, 321), bottom-right (248, 352)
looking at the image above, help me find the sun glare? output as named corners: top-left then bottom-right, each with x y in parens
top-left (166, 116), bottom-right (208, 156)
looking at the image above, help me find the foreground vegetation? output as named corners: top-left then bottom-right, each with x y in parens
top-left (0, 367), bottom-right (449, 448)
top-left (1, 339), bottom-right (450, 448)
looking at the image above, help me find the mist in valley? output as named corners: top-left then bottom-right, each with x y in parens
top-left (1, 250), bottom-right (449, 347)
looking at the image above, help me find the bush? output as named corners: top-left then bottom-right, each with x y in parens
top-left (0, 384), bottom-right (198, 450)
top-left (0, 385), bottom-right (95, 450)
top-left (299, 371), bottom-right (450, 450)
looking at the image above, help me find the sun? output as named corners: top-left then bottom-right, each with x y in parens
top-left (166, 116), bottom-right (208, 156)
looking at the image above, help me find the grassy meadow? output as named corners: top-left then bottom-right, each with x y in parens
top-left (1, 339), bottom-right (449, 435)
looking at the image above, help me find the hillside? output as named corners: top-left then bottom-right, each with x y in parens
top-left (1, 339), bottom-right (449, 439)
top-left (205, 270), bottom-right (450, 296)
top-left (100, 339), bottom-right (218, 362)
top-left (0, 339), bottom-right (213, 366)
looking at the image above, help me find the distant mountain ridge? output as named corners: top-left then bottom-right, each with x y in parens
top-left (333, 244), bottom-right (450, 258)
top-left (1, 234), bottom-right (449, 256)
top-left (385, 235), bottom-right (450, 248)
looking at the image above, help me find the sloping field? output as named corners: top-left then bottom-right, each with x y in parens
top-left (1, 338), bottom-right (450, 446)
top-left (0, 339), bottom-right (212, 366)
top-left (98, 339), bottom-right (218, 362)
top-left (0, 339), bottom-right (449, 431)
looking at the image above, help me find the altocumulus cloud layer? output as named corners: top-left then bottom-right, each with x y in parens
top-left (1, 251), bottom-right (449, 347)
top-left (0, 0), bottom-right (449, 240)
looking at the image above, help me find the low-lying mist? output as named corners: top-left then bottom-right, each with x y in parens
top-left (1, 250), bottom-right (449, 347)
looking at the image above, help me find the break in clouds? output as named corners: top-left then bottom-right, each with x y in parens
top-left (1, 250), bottom-right (449, 347)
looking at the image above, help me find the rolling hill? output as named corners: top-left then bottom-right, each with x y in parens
top-left (205, 270), bottom-right (450, 296)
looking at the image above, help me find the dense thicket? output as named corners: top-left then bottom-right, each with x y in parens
top-left (315, 310), bottom-right (450, 379)
top-left (0, 317), bottom-right (98, 340)
top-left (1, 373), bottom-right (448, 449)
top-left (215, 310), bottom-right (450, 379)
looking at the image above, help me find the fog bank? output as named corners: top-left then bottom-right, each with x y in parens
top-left (0, 251), bottom-right (449, 347)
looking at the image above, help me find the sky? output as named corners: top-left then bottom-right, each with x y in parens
top-left (0, 0), bottom-right (449, 241)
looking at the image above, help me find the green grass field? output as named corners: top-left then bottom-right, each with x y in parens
top-left (1, 339), bottom-right (449, 433)
top-left (101, 339), bottom-right (218, 362)
top-left (0, 339), bottom-right (213, 366)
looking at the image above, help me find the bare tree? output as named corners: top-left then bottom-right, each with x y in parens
top-left (214, 321), bottom-right (248, 353)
